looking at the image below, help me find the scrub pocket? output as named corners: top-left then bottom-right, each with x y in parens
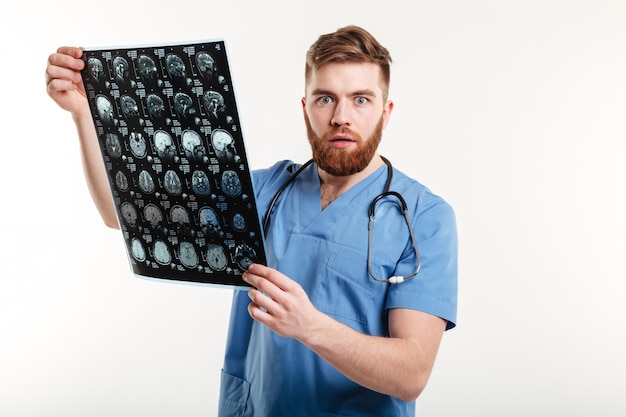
top-left (314, 248), bottom-right (376, 327)
top-left (218, 370), bottom-right (250, 417)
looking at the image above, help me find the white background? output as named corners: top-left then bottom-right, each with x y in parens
top-left (1, 1), bottom-right (625, 416)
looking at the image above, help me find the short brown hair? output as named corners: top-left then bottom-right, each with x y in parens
top-left (305, 25), bottom-right (392, 99)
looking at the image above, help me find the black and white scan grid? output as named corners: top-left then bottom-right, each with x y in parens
top-left (81, 40), bottom-right (266, 286)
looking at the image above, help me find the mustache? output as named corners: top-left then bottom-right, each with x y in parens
top-left (324, 126), bottom-right (361, 142)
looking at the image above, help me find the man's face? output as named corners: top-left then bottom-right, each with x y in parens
top-left (302, 62), bottom-right (392, 176)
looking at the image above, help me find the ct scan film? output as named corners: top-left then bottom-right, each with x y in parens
top-left (80, 40), bottom-right (266, 287)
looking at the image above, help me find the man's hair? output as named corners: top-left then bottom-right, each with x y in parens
top-left (305, 25), bottom-right (392, 99)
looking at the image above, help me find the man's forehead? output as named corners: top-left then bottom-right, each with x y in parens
top-left (306, 62), bottom-right (384, 94)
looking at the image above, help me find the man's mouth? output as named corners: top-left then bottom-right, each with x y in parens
top-left (328, 136), bottom-right (356, 149)
top-left (329, 135), bottom-right (355, 143)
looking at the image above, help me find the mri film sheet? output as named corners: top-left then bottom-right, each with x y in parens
top-left (81, 40), bottom-right (265, 287)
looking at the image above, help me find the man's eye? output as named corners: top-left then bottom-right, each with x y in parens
top-left (319, 96), bottom-right (332, 104)
top-left (355, 97), bottom-right (368, 105)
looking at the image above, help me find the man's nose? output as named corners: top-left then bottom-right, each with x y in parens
top-left (331, 101), bottom-right (350, 126)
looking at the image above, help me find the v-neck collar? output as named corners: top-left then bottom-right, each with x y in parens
top-left (293, 162), bottom-right (389, 233)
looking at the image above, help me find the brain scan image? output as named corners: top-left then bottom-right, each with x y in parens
top-left (138, 169), bottom-right (155, 194)
top-left (206, 243), bottom-right (228, 271)
top-left (129, 131), bottom-right (147, 158)
top-left (104, 133), bottom-right (122, 158)
top-left (95, 95), bottom-right (115, 125)
top-left (170, 205), bottom-right (190, 225)
top-left (146, 93), bottom-right (167, 121)
top-left (163, 170), bottom-right (182, 196)
top-left (131, 238), bottom-right (147, 262)
top-left (181, 129), bottom-right (207, 163)
top-left (112, 56), bottom-right (131, 85)
top-left (195, 51), bottom-right (216, 80)
top-left (203, 90), bottom-right (226, 123)
top-left (199, 206), bottom-right (223, 238)
top-left (173, 92), bottom-right (198, 123)
top-left (120, 202), bottom-right (138, 229)
top-left (120, 94), bottom-right (140, 119)
top-left (211, 129), bottom-right (238, 163)
top-left (115, 171), bottom-right (129, 192)
top-left (87, 57), bottom-right (105, 83)
top-left (165, 53), bottom-right (187, 80)
top-left (191, 170), bottom-right (211, 196)
top-left (153, 130), bottom-right (178, 163)
top-left (178, 241), bottom-right (199, 269)
top-left (143, 203), bottom-right (163, 229)
top-left (221, 170), bottom-right (242, 197)
top-left (137, 54), bottom-right (158, 83)
top-left (231, 212), bottom-right (247, 232)
top-left (235, 242), bottom-right (257, 271)
top-left (153, 240), bottom-right (172, 265)
top-left (170, 205), bottom-right (192, 236)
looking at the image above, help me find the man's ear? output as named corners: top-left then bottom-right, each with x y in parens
top-left (382, 100), bottom-right (394, 129)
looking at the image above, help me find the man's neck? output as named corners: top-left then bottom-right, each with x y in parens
top-left (318, 154), bottom-right (384, 209)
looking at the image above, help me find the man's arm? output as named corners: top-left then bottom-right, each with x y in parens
top-left (243, 263), bottom-right (446, 402)
top-left (46, 46), bottom-right (119, 229)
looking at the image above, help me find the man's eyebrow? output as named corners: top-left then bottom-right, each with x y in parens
top-left (309, 88), bottom-right (377, 97)
top-left (352, 89), bottom-right (377, 97)
top-left (310, 88), bottom-right (334, 96)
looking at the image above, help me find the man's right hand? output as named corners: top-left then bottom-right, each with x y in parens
top-left (45, 46), bottom-right (89, 116)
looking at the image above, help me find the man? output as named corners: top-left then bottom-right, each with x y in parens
top-left (46, 25), bottom-right (458, 416)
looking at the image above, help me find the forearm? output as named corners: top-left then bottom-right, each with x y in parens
top-left (299, 311), bottom-right (435, 402)
top-left (243, 264), bottom-right (446, 402)
top-left (73, 109), bottom-right (119, 229)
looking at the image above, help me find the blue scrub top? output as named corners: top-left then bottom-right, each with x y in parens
top-left (218, 160), bottom-right (458, 417)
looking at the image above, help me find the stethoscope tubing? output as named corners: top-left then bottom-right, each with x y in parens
top-left (263, 156), bottom-right (421, 284)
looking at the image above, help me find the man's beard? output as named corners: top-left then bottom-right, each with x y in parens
top-left (305, 114), bottom-right (383, 176)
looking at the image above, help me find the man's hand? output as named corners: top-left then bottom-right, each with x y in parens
top-left (242, 263), bottom-right (446, 402)
top-left (45, 46), bottom-right (88, 116)
top-left (243, 263), bottom-right (323, 341)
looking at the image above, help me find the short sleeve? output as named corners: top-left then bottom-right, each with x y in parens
top-left (385, 189), bottom-right (458, 330)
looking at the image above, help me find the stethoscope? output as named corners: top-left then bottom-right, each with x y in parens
top-left (262, 156), bottom-right (421, 284)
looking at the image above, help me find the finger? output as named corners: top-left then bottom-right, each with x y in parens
top-left (247, 263), bottom-right (295, 292)
top-left (45, 64), bottom-right (82, 87)
top-left (242, 264), bottom-right (268, 288)
top-left (56, 46), bottom-right (84, 60)
top-left (247, 300), bottom-right (276, 326)
top-left (46, 78), bottom-right (73, 94)
top-left (243, 270), bottom-right (292, 309)
top-left (47, 49), bottom-right (85, 73)
top-left (247, 275), bottom-right (298, 322)
top-left (247, 287), bottom-right (280, 315)
top-left (243, 270), bottom-right (281, 302)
